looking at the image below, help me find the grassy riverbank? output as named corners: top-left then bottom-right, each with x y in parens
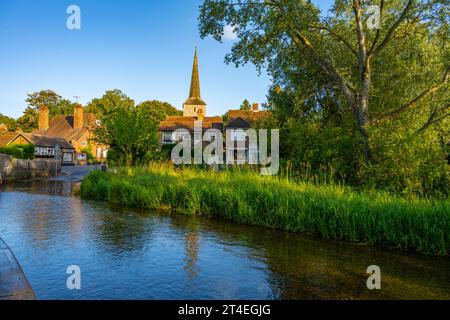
top-left (80, 165), bottom-right (450, 255)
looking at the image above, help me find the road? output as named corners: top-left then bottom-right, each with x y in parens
top-left (57, 165), bottom-right (104, 182)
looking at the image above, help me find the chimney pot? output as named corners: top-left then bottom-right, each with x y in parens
top-left (252, 103), bottom-right (259, 112)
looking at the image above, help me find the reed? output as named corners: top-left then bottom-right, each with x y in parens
top-left (80, 165), bottom-right (450, 255)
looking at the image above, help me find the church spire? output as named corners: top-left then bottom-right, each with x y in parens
top-left (183, 46), bottom-right (207, 117)
top-left (189, 46), bottom-right (201, 99)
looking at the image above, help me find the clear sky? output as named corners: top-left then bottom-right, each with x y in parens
top-left (0, 0), bottom-right (333, 119)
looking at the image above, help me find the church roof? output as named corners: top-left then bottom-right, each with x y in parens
top-left (184, 47), bottom-right (206, 106)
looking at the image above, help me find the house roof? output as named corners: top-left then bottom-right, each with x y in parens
top-left (227, 110), bottom-right (269, 123)
top-left (33, 113), bottom-right (97, 142)
top-left (0, 123), bottom-right (8, 131)
top-left (1, 131), bottom-right (74, 149)
top-left (18, 133), bottom-right (74, 149)
top-left (0, 132), bottom-right (18, 146)
top-left (159, 116), bottom-right (223, 132)
top-left (226, 117), bottom-right (251, 129)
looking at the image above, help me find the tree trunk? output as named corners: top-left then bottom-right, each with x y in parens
top-left (354, 0), bottom-right (372, 163)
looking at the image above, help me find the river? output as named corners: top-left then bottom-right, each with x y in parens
top-left (0, 175), bottom-right (449, 300)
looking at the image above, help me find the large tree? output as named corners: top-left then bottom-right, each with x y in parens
top-left (136, 100), bottom-right (182, 121)
top-left (85, 89), bottom-right (135, 118)
top-left (198, 0), bottom-right (449, 163)
top-left (92, 93), bottom-right (181, 166)
top-left (0, 113), bottom-right (17, 131)
top-left (16, 90), bottom-right (75, 132)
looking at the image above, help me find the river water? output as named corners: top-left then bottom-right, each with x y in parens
top-left (0, 177), bottom-right (449, 300)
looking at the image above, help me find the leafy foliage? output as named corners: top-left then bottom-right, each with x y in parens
top-left (16, 90), bottom-right (76, 132)
top-left (92, 91), bottom-right (181, 166)
top-left (240, 99), bottom-right (252, 110)
top-left (199, 0), bottom-right (449, 198)
top-left (85, 89), bottom-right (135, 118)
top-left (0, 144), bottom-right (35, 160)
top-left (0, 113), bottom-right (16, 131)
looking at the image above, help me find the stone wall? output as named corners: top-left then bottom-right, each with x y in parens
top-left (0, 153), bottom-right (60, 181)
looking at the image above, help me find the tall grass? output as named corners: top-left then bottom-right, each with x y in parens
top-left (80, 164), bottom-right (450, 255)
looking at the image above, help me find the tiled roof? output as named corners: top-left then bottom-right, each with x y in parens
top-left (20, 133), bottom-right (74, 149)
top-left (32, 113), bottom-right (96, 141)
top-left (0, 132), bottom-right (18, 146)
top-left (228, 110), bottom-right (269, 123)
top-left (0, 132), bottom-right (74, 149)
top-left (159, 116), bottom-right (223, 131)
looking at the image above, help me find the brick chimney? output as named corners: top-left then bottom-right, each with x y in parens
top-left (74, 104), bottom-right (84, 130)
top-left (252, 103), bottom-right (259, 112)
top-left (38, 105), bottom-right (49, 131)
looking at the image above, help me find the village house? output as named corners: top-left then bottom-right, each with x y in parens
top-left (225, 104), bottom-right (269, 164)
top-left (0, 123), bottom-right (8, 132)
top-left (33, 104), bottom-right (108, 164)
top-left (0, 131), bottom-right (75, 165)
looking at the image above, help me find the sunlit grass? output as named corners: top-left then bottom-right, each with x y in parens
top-left (80, 164), bottom-right (450, 256)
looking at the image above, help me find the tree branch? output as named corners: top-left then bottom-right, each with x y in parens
top-left (309, 25), bottom-right (358, 58)
top-left (370, 0), bottom-right (415, 58)
top-left (416, 109), bottom-right (450, 134)
top-left (372, 67), bottom-right (449, 122)
top-left (368, 0), bottom-right (385, 55)
top-left (291, 29), bottom-right (357, 112)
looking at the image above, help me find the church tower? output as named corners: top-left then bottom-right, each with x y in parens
top-left (183, 47), bottom-right (207, 118)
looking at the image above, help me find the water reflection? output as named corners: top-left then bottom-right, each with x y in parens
top-left (0, 179), bottom-right (449, 300)
top-left (184, 229), bottom-right (200, 279)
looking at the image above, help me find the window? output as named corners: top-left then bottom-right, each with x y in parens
top-left (81, 141), bottom-right (87, 147)
top-left (163, 132), bottom-right (174, 144)
top-left (95, 120), bottom-right (102, 126)
top-left (63, 153), bottom-right (73, 163)
top-left (231, 130), bottom-right (247, 141)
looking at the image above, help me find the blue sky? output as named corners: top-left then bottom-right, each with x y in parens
top-left (0, 0), bottom-right (333, 119)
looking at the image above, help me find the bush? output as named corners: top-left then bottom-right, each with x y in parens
top-left (81, 147), bottom-right (94, 162)
top-left (0, 144), bottom-right (35, 159)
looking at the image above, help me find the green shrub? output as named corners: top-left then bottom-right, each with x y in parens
top-left (81, 147), bottom-right (94, 162)
top-left (0, 144), bottom-right (35, 159)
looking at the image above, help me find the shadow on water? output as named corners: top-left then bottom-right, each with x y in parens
top-left (0, 178), bottom-right (449, 300)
